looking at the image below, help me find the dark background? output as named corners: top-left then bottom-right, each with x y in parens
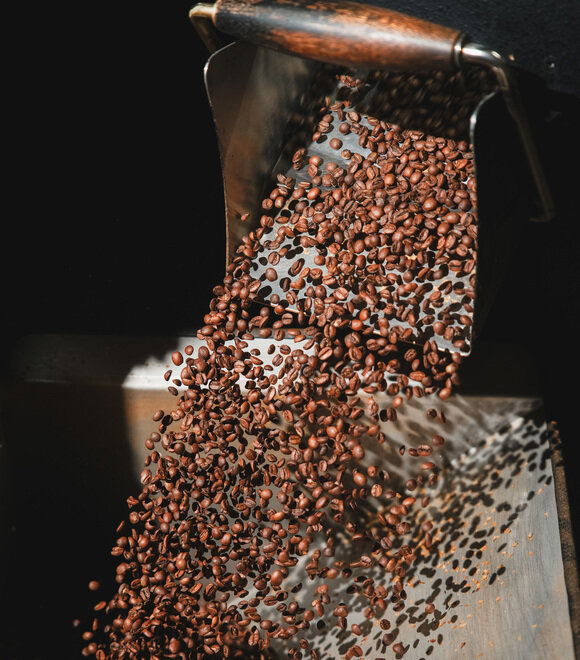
top-left (3, 0), bottom-right (579, 657)
top-left (6, 2), bottom-right (580, 333)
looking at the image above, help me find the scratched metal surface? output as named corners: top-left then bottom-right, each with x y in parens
top-left (6, 335), bottom-right (576, 659)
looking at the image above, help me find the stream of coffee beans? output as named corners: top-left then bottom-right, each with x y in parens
top-left (81, 69), bottom-right (485, 659)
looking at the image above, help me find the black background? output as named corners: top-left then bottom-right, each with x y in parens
top-left (6, 3), bottom-right (580, 335)
top-left (3, 1), bottom-right (579, 656)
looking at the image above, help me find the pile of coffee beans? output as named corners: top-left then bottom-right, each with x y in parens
top-left (82, 70), bottom-right (486, 658)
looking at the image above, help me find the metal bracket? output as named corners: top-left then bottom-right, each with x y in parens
top-left (460, 43), bottom-right (555, 222)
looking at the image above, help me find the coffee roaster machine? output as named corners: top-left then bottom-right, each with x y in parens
top-left (1, 1), bottom-right (578, 658)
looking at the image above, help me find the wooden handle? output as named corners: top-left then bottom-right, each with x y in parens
top-left (213, 0), bottom-right (463, 71)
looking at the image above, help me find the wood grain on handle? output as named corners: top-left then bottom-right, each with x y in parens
top-left (213, 0), bottom-right (463, 71)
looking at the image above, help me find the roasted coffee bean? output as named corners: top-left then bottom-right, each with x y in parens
top-left (265, 267), bottom-right (278, 282)
top-left (353, 472), bottom-right (367, 487)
